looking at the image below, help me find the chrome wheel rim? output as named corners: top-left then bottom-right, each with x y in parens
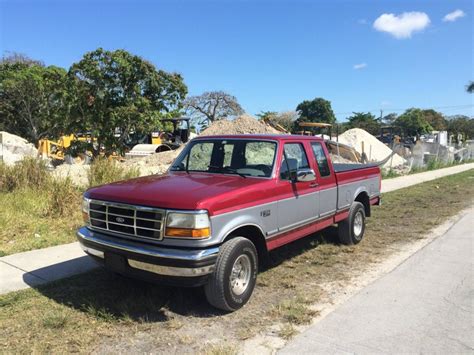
top-left (230, 255), bottom-right (251, 296)
top-left (353, 211), bottom-right (363, 239)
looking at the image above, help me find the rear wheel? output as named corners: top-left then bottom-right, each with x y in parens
top-left (204, 237), bottom-right (258, 311)
top-left (338, 202), bottom-right (366, 245)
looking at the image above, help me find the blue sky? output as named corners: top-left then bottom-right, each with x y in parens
top-left (1, 0), bottom-right (472, 121)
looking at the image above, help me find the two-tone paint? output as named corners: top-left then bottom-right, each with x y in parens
top-left (79, 134), bottom-right (381, 279)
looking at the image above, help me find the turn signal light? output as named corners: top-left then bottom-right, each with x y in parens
top-left (165, 227), bottom-right (210, 238)
top-left (82, 211), bottom-right (89, 224)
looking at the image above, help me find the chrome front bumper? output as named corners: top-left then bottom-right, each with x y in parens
top-left (77, 227), bottom-right (218, 278)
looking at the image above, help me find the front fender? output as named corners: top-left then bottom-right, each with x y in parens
top-left (211, 212), bottom-right (266, 243)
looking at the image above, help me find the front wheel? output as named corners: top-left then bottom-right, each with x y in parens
top-left (337, 201), bottom-right (366, 245)
top-left (204, 237), bottom-right (258, 311)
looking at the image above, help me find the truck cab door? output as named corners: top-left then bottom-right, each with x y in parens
top-left (309, 141), bottom-right (337, 218)
top-left (275, 143), bottom-right (319, 233)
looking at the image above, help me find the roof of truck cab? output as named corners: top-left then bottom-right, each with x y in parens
top-left (194, 134), bottom-right (324, 142)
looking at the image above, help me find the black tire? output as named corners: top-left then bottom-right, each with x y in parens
top-left (338, 202), bottom-right (366, 245)
top-left (204, 237), bottom-right (258, 311)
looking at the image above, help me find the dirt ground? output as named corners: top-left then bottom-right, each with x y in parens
top-left (0, 170), bottom-right (473, 354)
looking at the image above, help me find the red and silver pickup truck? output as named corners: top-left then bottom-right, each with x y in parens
top-left (78, 135), bottom-right (381, 311)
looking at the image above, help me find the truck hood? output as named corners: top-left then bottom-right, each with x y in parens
top-left (85, 172), bottom-right (273, 214)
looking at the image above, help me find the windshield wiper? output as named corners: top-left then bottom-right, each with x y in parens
top-left (208, 165), bottom-right (247, 178)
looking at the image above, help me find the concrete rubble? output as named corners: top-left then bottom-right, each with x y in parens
top-left (0, 131), bottom-right (38, 165)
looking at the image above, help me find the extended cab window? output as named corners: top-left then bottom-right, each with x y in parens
top-left (171, 139), bottom-right (277, 178)
top-left (280, 143), bottom-right (309, 180)
top-left (311, 142), bottom-right (331, 177)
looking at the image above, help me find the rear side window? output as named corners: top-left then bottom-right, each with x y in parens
top-left (280, 143), bottom-right (309, 180)
top-left (311, 142), bottom-right (331, 177)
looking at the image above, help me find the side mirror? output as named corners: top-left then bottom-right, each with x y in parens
top-left (287, 159), bottom-right (298, 181)
top-left (296, 168), bottom-right (316, 182)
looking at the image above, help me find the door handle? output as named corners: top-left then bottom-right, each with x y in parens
top-left (309, 182), bottom-right (319, 188)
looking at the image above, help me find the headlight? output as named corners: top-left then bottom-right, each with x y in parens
top-left (82, 197), bottom-right (90, 224)
top-left (165, 211), bottom-right (210, 239)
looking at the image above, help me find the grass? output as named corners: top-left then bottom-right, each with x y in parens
top-left (88, 158), bottom-right (140, 187)
top-left (0, 159), bottom-right (83, 255)
top-left (0, 157), bottom-right (140, 255)
top-left (278, 324), bottom-right (297, 340)
top-left (204, 344), bottom-right (238, 355)
top-left (0, 170), bottom-right (472, 353)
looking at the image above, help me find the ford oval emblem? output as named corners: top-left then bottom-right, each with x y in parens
top-left (116, 217), bottom-right (125, 223)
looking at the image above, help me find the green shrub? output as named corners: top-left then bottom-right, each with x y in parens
top-left (88, 158), bottom-right (140, 187)
top-left (382, 169), bottom-right (401, 179)
top-left (426, 157), bottom-right (442, 171)
top-left (44, 177), bottom-right (81, 217)
top-left (0, 158), bottom-right (80, 218)
top-left (0, 158), bottom-right (51, 192)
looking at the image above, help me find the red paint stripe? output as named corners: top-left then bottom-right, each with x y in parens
top-left (266, 216), bottom-right (334, 251)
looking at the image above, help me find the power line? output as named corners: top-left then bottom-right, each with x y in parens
top-left (334, 104), bottom-right (474, 116)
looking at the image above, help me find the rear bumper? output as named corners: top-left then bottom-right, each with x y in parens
top-left (76, 227), bottom-right (219, 286)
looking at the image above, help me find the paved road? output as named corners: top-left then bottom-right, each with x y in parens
top-left (279, 209), bottom-right (474, 354)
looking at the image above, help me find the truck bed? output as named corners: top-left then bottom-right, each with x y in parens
top-left (332, 163), bottom-right (379, 173)
top-left (333, 163), bottom-right (381, 212)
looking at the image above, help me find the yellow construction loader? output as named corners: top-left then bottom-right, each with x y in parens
top-left (37, 134), bottom-right (93, 160)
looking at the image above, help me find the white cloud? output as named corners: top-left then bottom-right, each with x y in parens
top-left (443, 9), bottom-right (465, 22)
top-left (373, 12), bottom-right (430, 39)
top-left (353, 63), bottom-right (367, 70)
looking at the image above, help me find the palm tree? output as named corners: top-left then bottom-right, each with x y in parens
top-left (466, 81), bottom-right (474, 93)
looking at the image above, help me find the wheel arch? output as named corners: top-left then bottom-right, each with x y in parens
top-left (223, 224), bottom-right (268, 266)
top-left (354, 190), bottom-right (370, 217)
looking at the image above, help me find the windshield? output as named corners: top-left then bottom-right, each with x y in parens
top-left (170, 139), bottom-right (277, 178)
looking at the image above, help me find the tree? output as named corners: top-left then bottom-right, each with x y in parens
top-left (68, 48), bottom-right (187, 156)
top-left (295, 97), bottom-right (336, 126)
top-left (184, 91), bottom-right (244, 125)
top-left (421, 109), bottom-right (447, 131)
top-left (0, 52), bottom-right (44, 67)
top-left (394, 108), bottom-right (432, 137)
top-left (381, 113), bottom-right (398, 125)
top-left (347, 112), bottom-right (381, 135)
top-left (446, 115), bottom-right (474, 142)
top-left (466, 81), bottom-right (474, 93)
top-left (0, 60), bottom-right (69, 143)
top-left (257, 111), bottom-right (298, 132)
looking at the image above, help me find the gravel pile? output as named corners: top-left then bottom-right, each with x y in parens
top-left (338, 128), bottom-right (406, 168)
top-left (122, 115), bottom-right (281, 176)
top-left (201, 114), bottom-right (281, 136)
top-left (122, 146), bottom-right (185, 176)
top-left (0, 131), bottom-right (38, 165)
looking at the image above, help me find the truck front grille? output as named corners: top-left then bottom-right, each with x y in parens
top-left (88, 199), bottom-right (165, 241)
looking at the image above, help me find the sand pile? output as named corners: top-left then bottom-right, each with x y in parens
top-left (201, 114), bottom-right (281, 136)
top-left (337, 128), bottom-right (406, 168)
top-left (0, 131), bottom-right (38, 165)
